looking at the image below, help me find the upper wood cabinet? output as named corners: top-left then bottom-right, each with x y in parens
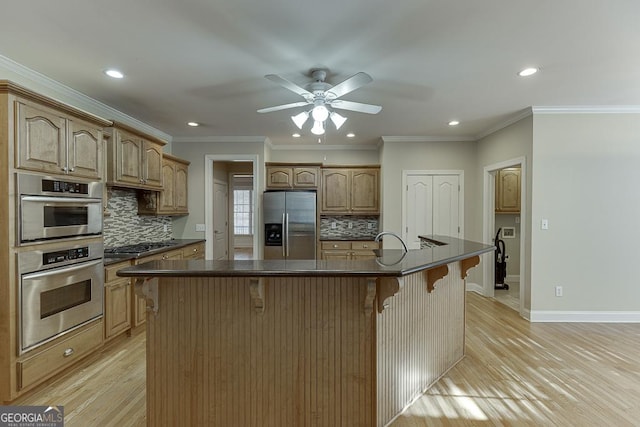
top-left (266, 164), bottom-right (320, 189)
top-left (321, 167), bottom-right (380, 214)
top-left (106, 123), bottom-right (166, 190)
top-left (495, 167), bottom-right (521, 213)
top-left (16, 98), bottom-right (105, 179)
top-left (138, 154), bottom-right (190, 216)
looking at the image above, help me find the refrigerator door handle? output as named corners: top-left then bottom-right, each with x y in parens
top-left (285, 213), bottom-right (290, 257)
top-left (282, 213), bottom-right (286, 257)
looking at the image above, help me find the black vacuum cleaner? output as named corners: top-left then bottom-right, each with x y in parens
top-left (494, 228), bottom-right (508, 290)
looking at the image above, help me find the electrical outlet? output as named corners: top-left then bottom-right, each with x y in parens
top-left (367, 222), bottom-right (374, 229)
top-left (163, 224), bottom-right (168, 232)
top-left (195, 223), bottom-right (205, 232)
top-left (555, 286), bottom-right (563, 297)
top-left (331, 222), bottom-right (337, 229)
top-left (348, 221), bottom-right (353, 229)
top-left (541, 219), bottom-right (549, 230)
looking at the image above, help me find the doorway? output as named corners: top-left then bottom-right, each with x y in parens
top-left (482, 157), bottom-right (527, 316)
top-left (204, 155), bottom-right (259, 260)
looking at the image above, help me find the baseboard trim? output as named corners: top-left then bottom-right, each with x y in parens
top-left (530, 310), bottom-right (640, 323)
top-left (465, 282), bottom-right (484, 294)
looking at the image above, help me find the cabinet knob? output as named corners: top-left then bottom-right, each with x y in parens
top-left (69, 167), bottom-right (75, 172)
top-left (62, 166), bottom-right (68, 172)
top-left (333, 244), bottom-right (338, 248)
top-left (363, 244), bottom-right (368, 248)
top-left (63, 348), bottom-right (74, 357)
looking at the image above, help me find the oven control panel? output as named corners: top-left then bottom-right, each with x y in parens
top-left (43, 247), bottom-right (90, 265)
top-left (42, 178), bottom-right (89, 194)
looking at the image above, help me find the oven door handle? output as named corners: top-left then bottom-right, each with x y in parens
top-left (21, 258), bottom-right (103, 281)
top-left (21, 195), bottom-right (102, 204)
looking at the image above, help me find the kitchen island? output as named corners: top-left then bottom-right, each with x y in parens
top-left (118, 236), bottom-right (493, 426)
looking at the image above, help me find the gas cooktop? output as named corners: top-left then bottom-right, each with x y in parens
top-left (104, 241), bottom-right (176, 257)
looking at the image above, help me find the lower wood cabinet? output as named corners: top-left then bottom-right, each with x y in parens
top-left (320, 241), bottom-right (379, 260)
top-left (104, 260), bottom-right (133, 341)
top-left (17, 320), bottom-right (103, 391)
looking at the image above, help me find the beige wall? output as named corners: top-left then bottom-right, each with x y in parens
top-left (530, 113), bottom-right (640, 316)
top-left (379, 139), bottom-right (478, 245)
top-left (171, 140), bottom-right (266, 240)
top-left (476, 116), bottom-right (533, 309)
top-left (269, 146), bottom-right (380, 165)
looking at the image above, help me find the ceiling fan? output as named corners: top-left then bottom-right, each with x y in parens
top-left (257, 69), bottom-right (382, 135)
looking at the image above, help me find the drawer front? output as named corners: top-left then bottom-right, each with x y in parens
top-left (182, 243), bottom-right (205, 259)
top-left (321, 241), bottom-right (351, 250)
top-left (105, 260), bottom-right (132, 282)
top-left (351, 241), bottom-right (379, 250)
top-left (18, 320), bottom-right (103, 390)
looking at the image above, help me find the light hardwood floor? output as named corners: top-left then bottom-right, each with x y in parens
top-left (13, 292), bottom-right (640, 426)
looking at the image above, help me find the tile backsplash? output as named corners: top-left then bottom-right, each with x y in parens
top-left (103, 188), bottom-right (172, 248)
top-left (319, 216), bottom-right (379, 240)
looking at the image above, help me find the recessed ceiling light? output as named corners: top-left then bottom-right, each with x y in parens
top-left (104, 69), bottom-right (124, 79)
top-left (346, 133), bottom-right (355, 138)
top-left (187, 122), bottom-right (199, 127)
top-left (292, 133), bottom-right (301, 138)
top-left (448, 120), bottom-right (460, 126)
top-left (518, 67), bottom-right (538, 77)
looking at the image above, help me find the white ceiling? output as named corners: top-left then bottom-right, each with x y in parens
top-left (1, 0), bottom-right (639, 146)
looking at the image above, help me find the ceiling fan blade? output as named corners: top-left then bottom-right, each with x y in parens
top-left (265, 74), bottom-right (314, 100)
top-left (330, 99), bottom-right (382, 114)
top-left (257, 101), bottom-right (310, 113)
top-left (326, 72), bottom-right (373, 99)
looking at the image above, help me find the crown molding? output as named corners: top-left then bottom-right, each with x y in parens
top-left (172, 136), bottom-right (267, 144)
top-left (270, 143), bottom-right (379, 151)
top-left (0, 54), bottom-right (172, 142)
top-left (474, 108), bottom-right (533, 140)
top-left (381, 135), bottom-right (476, 143)
top-left (531, 105), bottom-right (640, 114)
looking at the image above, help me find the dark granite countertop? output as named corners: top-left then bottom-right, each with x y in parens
top-left (117, 236), bottom-right (494, 279)
top-left (104, 239), bottom-right (205, 266)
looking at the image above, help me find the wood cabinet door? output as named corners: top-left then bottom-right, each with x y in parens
top-left (266, 166), bottom-right (293, 188)
top-left (174, 162), bottom-right (189, 213)
top-left (158, 161), bottom-right (175, 213)
top-left (67, 117), bottom-right (103, 179)
top-left (104, 279), bottom-right (131, 340)
top-left (143, 141), bottom-right (163, 189)
top-left (321, 169), bottom-right (350, 213)
top-left (16, 101), bottom-right (67, 174)
top-left (292, 167), bottom-right (318, 188)
top-left (351, 169), bottom-right (379, 213)
top-left (496, 168), bottom-right (521, 213)
top-left (115, 130), bottom-right (143, 185)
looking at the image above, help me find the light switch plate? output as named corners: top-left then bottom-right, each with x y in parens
top-left (541, 219), bottom-right (549, 230)
top-left (195, 223), bottom-right (205, 232)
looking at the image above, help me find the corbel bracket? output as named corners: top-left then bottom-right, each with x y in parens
top-left (376, 277), bottom-right (404, 313)
top-left (424, 265), bottom-right (449, 293)
top-left (134, 277), bottom-right (159, 315)
top-left (460, 255), bottom-right (481, 279)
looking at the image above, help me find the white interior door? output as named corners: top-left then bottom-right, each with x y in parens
top-left (406, 175), bottom-right (433, 249)
top-left (433, 175), bottom-right (460, 237)
top-left (405, 173), bottom-right (461, 249)
top-left (213, 180), bottom-right (229, 260)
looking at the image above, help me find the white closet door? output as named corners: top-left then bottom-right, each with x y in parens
top-left (433, 175), bottom-right (460, 238)
top-left (406, 175), bottom-right (433, 249)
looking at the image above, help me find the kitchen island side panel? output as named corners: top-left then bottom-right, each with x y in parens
top-left (146, 276), bottom-right (375, 427)
top-left (376, 262), bottom-right (465, 425)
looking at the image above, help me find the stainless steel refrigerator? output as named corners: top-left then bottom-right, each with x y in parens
top-left (263, 191), bottom-right (316, 260)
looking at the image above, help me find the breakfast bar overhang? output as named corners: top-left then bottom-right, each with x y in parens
top-left (118, 236), bottom-right (494, 427)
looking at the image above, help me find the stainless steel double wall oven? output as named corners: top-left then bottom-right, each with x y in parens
top-left (17, 173), bottom-right (104, 354)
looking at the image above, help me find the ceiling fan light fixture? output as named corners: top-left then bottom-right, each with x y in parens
top-left (330, 112), bottom-right (347, 130)
top-left (311, 120), bottom-right (325, 135)
top-left (291, 111), bottom-right (309, 129)
top-left (311, 103), bottom-right (329, 122)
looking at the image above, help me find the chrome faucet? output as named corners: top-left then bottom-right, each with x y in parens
top-left (374, 231), bottom-right (408, 253)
